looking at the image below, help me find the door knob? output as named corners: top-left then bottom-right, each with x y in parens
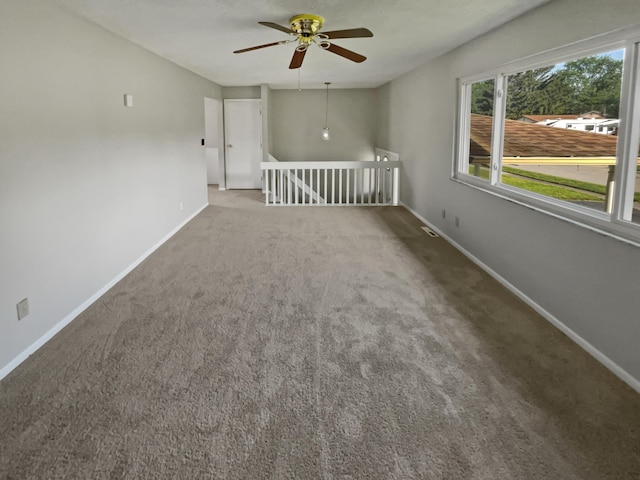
top-left (227, 144), bottom-right (233, 148)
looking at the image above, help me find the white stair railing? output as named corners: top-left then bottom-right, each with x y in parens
top-left (264, 155), bottom-right (325, 204)
top-left (261, 160), bottom-right (401, 206)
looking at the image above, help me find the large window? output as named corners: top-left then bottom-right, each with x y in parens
top-left (501, 49), bottom-right (623, 213)
top-left (456, 29), bottom-right (640, 243)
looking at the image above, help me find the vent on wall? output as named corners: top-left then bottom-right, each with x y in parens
top-left (421, 226), bottom-right (439, 238)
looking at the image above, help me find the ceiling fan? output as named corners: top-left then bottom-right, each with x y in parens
top-left (233, 14), bottom-right (373, 69)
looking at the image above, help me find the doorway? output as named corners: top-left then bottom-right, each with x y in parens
top-left (224, 99), bottom-right (262, 189)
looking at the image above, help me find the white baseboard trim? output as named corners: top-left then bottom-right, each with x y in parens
top-left (0, 203), bottom-right (208, 382)
top-left (400, 201), bottom-right (640, 394)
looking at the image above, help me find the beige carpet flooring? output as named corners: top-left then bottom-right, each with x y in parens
top-left (1, 187), bottom-right (639, 479)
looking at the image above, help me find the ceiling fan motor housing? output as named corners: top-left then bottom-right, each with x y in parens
top-left (289, 14), bottom-right (325, 45)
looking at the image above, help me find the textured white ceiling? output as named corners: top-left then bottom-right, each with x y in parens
top-left (53, 0), bottom-right (550, 89)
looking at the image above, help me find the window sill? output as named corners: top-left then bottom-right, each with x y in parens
top-left (452, 174), bottom-right (640, 248)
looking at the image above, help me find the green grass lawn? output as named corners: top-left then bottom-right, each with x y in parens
top-left (469, 165), bottom-right (603, 201)
top-left (503, 166), bottom-right (640, 202)
top-left (502, 175), bottom-right (602, 201)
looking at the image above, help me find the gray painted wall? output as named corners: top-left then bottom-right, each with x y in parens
top-left (222, 86), bottom-right (261, 99)
top-left (0, 0), bottom-right (221, 372)
top-left (271, 89), bottom-right (378, 162)
top-left (261, 85), bottom-right (272, 164)
top-left (378, 0), bottom-right (640, 385)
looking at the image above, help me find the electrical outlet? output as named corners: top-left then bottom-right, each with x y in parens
top-left (17, 298), bottom-right (29, 320)
top-left (179, 202), bottom-right (184, 211)
top-left (455, 216), bottom-right (460, 228)
top-left (442, 209), bottom-right (446, 219)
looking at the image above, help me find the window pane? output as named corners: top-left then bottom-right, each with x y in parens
top-left (500, 49), bottom-right (624, 213)
top-left (466, 79), bottom-right (494, 180)
top-left (632, 132), bottom-right (640, 224)
top-left (633, 175), bottom-right (640, 224)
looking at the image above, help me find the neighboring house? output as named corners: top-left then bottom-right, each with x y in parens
top-left (518, 113), bottom-right (618, 135)
top-left (519, 114), bottom-right (579, 123)
top-left (545, 117), bottom-right (618, 135)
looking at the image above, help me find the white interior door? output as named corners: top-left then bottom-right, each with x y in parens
top-left (224, 99), bottom-right (262, 189)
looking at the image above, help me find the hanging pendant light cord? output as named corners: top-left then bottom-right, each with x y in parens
top-left (324, 82), bottom-right (330, 128)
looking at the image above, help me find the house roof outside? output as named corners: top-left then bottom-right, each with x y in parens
top-left (469, 114), bottom-right (625, 157)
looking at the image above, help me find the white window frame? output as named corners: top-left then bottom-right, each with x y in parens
top-left (454, 26), bottom-right (640, 246)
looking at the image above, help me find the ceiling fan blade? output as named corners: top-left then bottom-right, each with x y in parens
top-left (234, 40), bottom-right (290, 54)
top-left (322, 28), bottom-right (373, 40)
top-left (289, 48), bottom-right (307, 69)
top-left (258, 21), bottom-right (293, 34)
top-left (324, 43), bottom-right (366, 63)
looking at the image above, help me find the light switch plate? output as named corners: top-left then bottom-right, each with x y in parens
top-left (17, 298), bottom-right (29, 320)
